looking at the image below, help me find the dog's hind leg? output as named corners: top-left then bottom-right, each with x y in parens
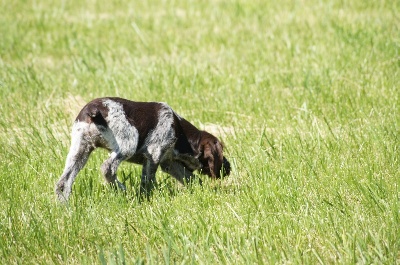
top-left (100, 151), bottom-right (127, 191)
top-left (55, 122), bottom-right (94, 202)
top-left (99, 99), bottom-right (139, 191)
top-left (99, 132), bottom-right (138, 191)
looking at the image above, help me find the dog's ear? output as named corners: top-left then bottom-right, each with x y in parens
top-left (203, 139), bottom-right (226, 178)
top-left (198, 134), bottom-right (227, 178)
top-left (203, 142), bottom-right (216, 178)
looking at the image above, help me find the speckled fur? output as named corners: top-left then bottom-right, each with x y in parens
top-left (55, 97), bottom-right (230, 202)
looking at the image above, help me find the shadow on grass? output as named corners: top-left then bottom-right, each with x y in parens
top-left (119, 169), bottom-right (237, 204)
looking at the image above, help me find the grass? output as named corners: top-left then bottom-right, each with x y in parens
top-left (0, 0), bottom-right (399, 263)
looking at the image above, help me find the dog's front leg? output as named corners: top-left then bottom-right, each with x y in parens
top-left (174, 154), bottom-right (202, 172)
top-left (140, 158), bottom-right (159, 194)
top-left (160, 160), bottom-right (195, 185)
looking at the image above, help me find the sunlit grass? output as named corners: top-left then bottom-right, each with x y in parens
top-left (0, 0), bottom-right (399, 264)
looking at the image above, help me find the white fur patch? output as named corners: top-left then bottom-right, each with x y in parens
top-left (69, 121), bottom-right (87, 156)
top-left (145, 103), bottom-right (175, 162)
top-left (68, 121), bottom-right (96, 160)
top-left (102, 99), bottom-right (139, 158)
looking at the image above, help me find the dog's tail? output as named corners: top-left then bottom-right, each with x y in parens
top-left (87, 107), bottom-right (100, 118)
top-left (75, 101), bottom-right (108, 127)
top-left (86, 106), bottom-right (108, 127)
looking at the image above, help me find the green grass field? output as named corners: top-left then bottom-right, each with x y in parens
top-left (1, 0), bottom-right (399, 263)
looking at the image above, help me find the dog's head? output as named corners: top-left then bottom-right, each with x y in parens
top-left (198, 133), bottom-right (231, 178)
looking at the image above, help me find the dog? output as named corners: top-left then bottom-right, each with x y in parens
top-left (55, 97), bottom-right (231, 201)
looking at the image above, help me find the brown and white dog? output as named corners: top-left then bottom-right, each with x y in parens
top-left (55, 97), bottom-right (230, 201)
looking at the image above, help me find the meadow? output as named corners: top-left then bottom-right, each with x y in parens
top-left (0, 0), bottom-right (399, 263)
